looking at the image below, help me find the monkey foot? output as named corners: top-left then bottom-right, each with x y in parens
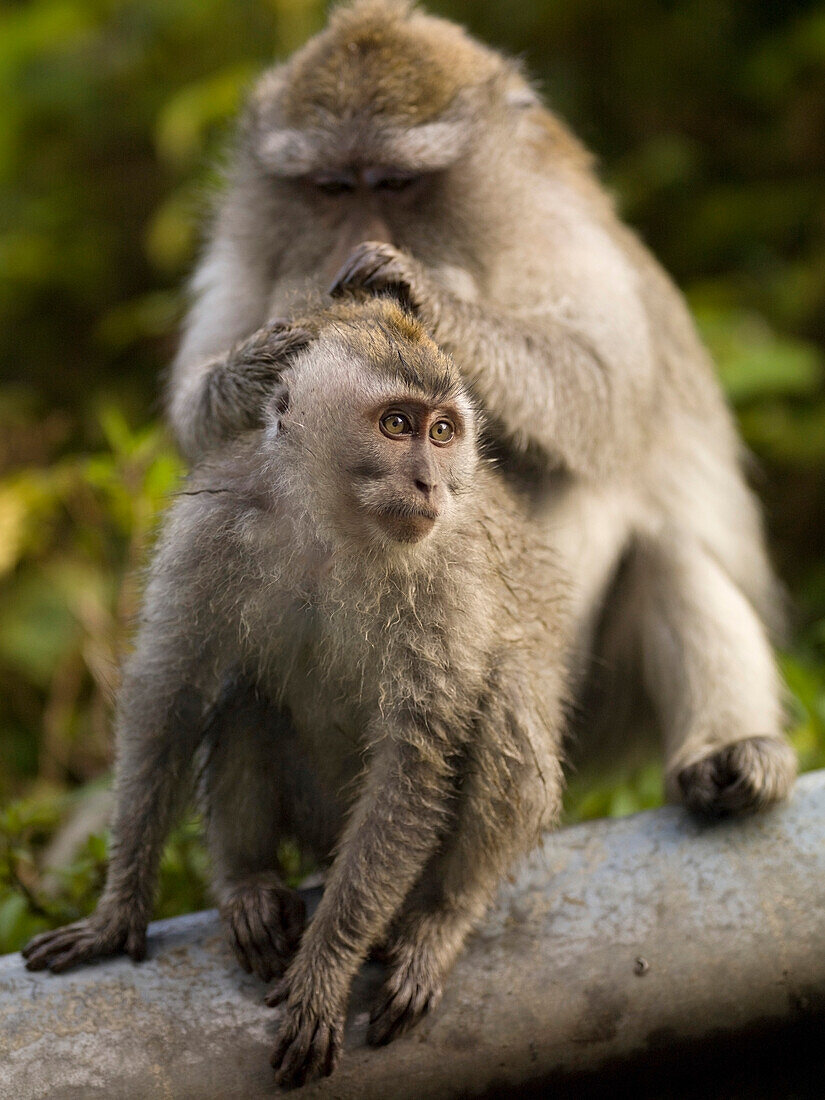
top-left (221, 874), bottom-right (306, 983)
top-left (22, 908), bottom-right (146, 973)
top-left (676, 735), bottom-right (796, 816)
top-left (367, 944), bottom-right (445, 1046)
top-left (267, 977), bottom-right (344, 1087)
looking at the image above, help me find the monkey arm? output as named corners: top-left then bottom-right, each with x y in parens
top-left (23, 525), bottom-right (226, 974)
top-left (368, 672), bottom-right (566, 1046)
top-left (22, 671), bottom-right (210, 973)
top-left (267, 728), bottom-right (458, 1086)
top-left (332, 241), bottom-right (658, 478)
top-left (167, 233), bottom-right (278, 461)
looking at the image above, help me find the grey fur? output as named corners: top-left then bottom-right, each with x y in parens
top-left (165, 0), bottom-right (796, 820)
top-left (25, 0), bottom-right (798, 1086)
top-left (24, 299), bottom-right (570, 1087)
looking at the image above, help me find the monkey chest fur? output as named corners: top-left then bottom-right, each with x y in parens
top-left (243, 569), bottom-right (478, 783)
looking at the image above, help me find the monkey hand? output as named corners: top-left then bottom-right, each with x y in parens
top-left (212, 321), bottom-right (312, 432)
top-left (221, 874), bottom-right (306, 982)
top-left (329, 241), bottom-right (427, 316)
top-left (266, 967), bottom-right (345, 1087)
top-left (229, 320), bottom-right (312, 379)
top-left (22, 901), bottom-right (147, 973)
top-left (367, 936), bottom-right (446, 1046)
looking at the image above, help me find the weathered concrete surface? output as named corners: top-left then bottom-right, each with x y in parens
top-left (2, 771), bottom-right (824, 1100)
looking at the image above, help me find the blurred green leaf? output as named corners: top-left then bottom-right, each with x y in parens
top-left (694, 305), bottom-right (824, 404)
top-left (155, 64), bottom-right (255, 169)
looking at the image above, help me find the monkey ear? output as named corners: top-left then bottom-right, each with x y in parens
top-left (503, 71), bottom-right (541, 111)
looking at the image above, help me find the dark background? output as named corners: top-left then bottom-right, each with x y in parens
top-left (1, 0), bottom-right (823, 951)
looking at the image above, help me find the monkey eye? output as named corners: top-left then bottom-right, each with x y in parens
top-left (429, 419), bottom-right (455, 445)
top-left (363, 167), bottom-right (422, 193)
top-left (380, 412), bottom-right (413, 438)
top-left (312, 173), bottom-right (356, 196)
top-left (374, 174), bottom-right (420, 193)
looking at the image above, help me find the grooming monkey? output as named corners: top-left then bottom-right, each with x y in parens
top-left (25, 298), bottom-right (570, 1086)
top-left (168, 0), bottom-right (796, 811)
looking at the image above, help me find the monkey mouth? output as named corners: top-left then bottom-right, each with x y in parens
top-left (370, 500), bottom-right (440, 543)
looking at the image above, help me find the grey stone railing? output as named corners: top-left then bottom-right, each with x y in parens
top-left (2, 771), bottom-right (824, 1099)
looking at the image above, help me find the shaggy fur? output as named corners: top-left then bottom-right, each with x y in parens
top-left (165, 0), bottom-right (795, 828)
top-left (24, 299), bottom-right (570, 1087)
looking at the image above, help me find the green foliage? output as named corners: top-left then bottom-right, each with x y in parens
top-left (0, 787), bottom-right (214, 953)
top-left (1, 0), bottom-right (824, 945)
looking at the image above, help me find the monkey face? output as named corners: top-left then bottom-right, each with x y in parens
top-left (348, 396), bottom-right (468, 544)
top-left (267, 299), bottom-right (479, 551)
top-left (285, 379), bottom-right (477, 550)
top-left (242, 3), bottom-right (526, 287)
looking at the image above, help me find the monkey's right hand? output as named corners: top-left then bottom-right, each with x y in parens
top-left (22, 904), bottom-right (147, 973)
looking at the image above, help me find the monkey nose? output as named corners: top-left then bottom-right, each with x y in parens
top-left (414, 477), bottom-right (438, 500)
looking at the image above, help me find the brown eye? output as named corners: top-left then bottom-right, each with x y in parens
top-left (380, 412), bottom-right (412, 438)
top-left (429, 419), bottom-right (455, 445)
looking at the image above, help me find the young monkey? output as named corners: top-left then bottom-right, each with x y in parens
top-left (24, 298), bottom-right (570, 1087)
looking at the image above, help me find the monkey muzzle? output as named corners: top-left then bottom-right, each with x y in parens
top-left (372, 501), bottom-right (440, 544)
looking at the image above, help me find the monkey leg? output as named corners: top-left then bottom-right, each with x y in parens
top-left (199, 682), bottom-right (307, 982)
top-left (219, 873), bottom-right (306, 984)
top-left (632, 534), bottom-right (796, 815)
top-left (369, 701), bottom-right (565, 1047)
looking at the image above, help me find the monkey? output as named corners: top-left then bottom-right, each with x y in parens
top-left (24, 297), bottom-right (571, 1087)
top-left (165, 0), bottom-right (797, 816)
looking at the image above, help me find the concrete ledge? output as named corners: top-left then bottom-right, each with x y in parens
top-left (2, 772), bottom-right (825, 1099)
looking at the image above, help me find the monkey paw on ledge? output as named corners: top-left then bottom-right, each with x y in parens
top-left (2, 772), bottom-right (824, 1100)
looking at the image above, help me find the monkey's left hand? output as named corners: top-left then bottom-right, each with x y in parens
top-left (330, 241), bottom-right (429, 316)
top-left (266, 970), bottom-right (344, 1087)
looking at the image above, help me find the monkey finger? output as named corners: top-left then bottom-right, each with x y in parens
top-left (277, 891), bottom-right (306, 948)
top-left (237, 910), bottom-right (272, 980)
top-left (367, 993), bottom-right (411, 1046)
top-left (302, 1020), bottom-right (340, 1082)
top-left (22, 925), bottom-right (77, 959)
top-left (49, 944), bottom-right (94, 974)
top-left (23, 946), bottom-right (61, 972)
top-left (241, 909), bottom-right (288, 981)
top-left (323, 1021), bottom-right (343, 1078)
top-left (329, 242), bottom-right (397, 296)
top-left (262, 923), bottom-right (291, 972)
top-left (23, 926), bottom-right (92, 971)
top-left (368, 978), bottom-right (441, 1046)
top-left (271, 1017), bottom-right (319, 1088)
top-left (226, 921), bottom-right (253, 973)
